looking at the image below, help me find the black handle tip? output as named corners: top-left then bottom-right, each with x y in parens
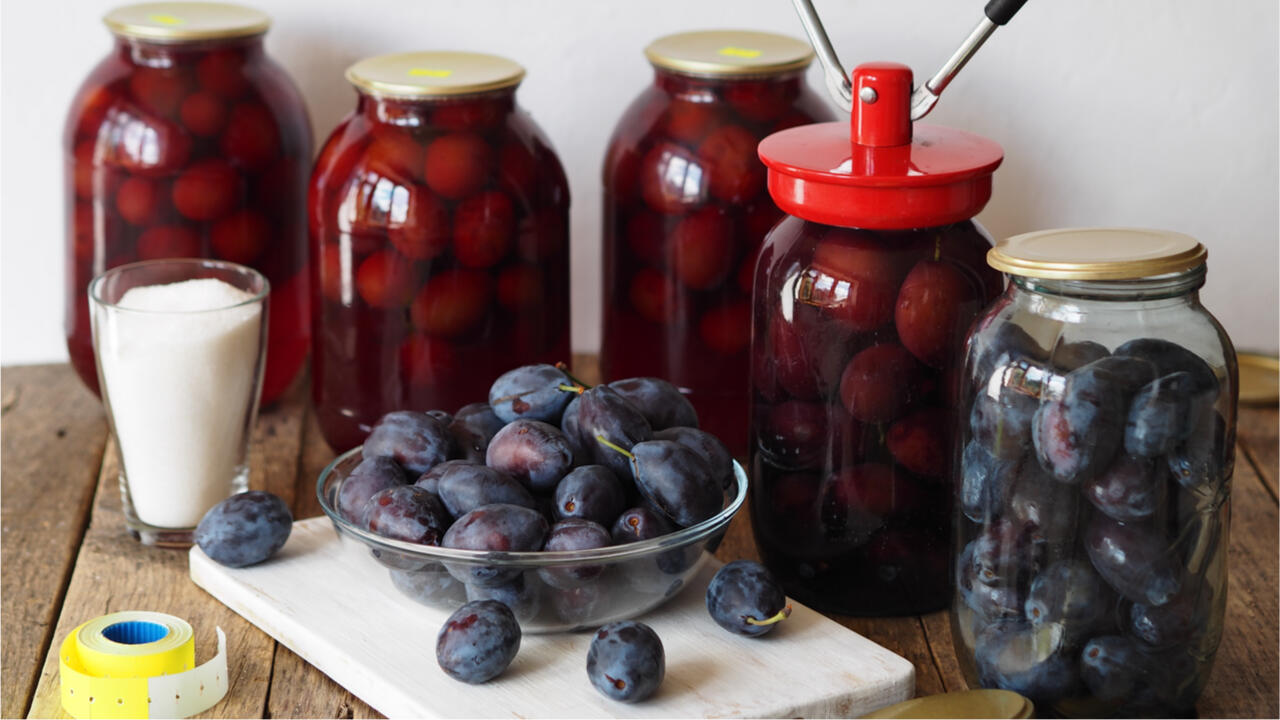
top-left (985, 0), bottom-right (1029, 25)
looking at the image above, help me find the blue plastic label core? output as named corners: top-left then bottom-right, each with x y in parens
top-left (102, 620), bottom-right (169, 645)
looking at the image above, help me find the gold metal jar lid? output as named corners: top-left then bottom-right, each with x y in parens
top-left (861, 689), bottom-right (1033, 719)
top-left (104, 2), bottom-right (270, 42)
top-left (644, 30), bottom-right (814, 77)
top-left (988, 228), bottom-right (1208, 280)
top-left (345, 52), bottom-right (525, 99)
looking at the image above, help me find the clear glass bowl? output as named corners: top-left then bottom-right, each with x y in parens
top-left (317, 446), bottom-right (748, 633)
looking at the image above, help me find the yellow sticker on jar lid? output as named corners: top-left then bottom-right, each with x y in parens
top-left (147, 13), bottom-right (184, 25)
top-left (718, 46), bottom-right (762, 58)
top-left (409, 68), bottom-right (453, 78)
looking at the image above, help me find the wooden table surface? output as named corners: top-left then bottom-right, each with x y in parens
top-left (3, 358), bottom-right (1276, 719)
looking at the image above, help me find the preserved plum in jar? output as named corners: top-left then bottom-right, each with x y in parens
top-left (749, 63), bottom-right (1005, 615)
top-left (951, 229), bottom-right (1235, 717)
top-left (64, 2), bottom-right (312, 404)
top-left (600, 31), bottom-right (835, 454)
top-left (310, 52), bottom-right (570, 452)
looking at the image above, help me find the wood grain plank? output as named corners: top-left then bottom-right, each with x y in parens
top-left (918, 610), bottom-right (967, 693)
top-left (1, 365), bottom-right (108, 719)
top-left (1237, 406), bottom-right (1278, 500)
top-left (26, 382), bottom-right (308, 719)
top-left (1195, 447), bottom-right (1279, 718)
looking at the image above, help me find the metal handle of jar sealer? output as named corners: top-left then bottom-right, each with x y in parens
top-left (790, 0), bottom-right (1030, 119)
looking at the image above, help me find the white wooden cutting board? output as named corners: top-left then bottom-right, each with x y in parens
top-left (189, 517), bottom-right (914, 718)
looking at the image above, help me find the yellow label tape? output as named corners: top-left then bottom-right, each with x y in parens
top-left (59, 611), bottom-right (227, 719)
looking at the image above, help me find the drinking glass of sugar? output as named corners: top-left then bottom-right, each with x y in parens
top-left (89, 259), bottom-right (269, 547)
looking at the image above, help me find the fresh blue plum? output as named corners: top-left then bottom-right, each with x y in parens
top-left (390, 566), bottom-right (459, 604)
top-left (608, 377), bottom-right (698, 430)
top-left (1086, 356), bottom-right (1159, 394)
top-left (974, 619), bottom-right (1080, 704)
top-left (586, 621), bottom-right (665, 702)
top-left (442, 504), bottom-right (549, 586)
top-left (436, 463), bottom-right (536, 518)
top-left (448, 403), bottom-right (506, 462)
top-left (552, 585), bottom-right (606, 625)
top-left (972, 323), bottom-right (1048, 388)
top-left (1125, 372), bottom-right (1196, 457)
top-left (488, 363), bottom-right (577, 424)
top-left (364, 485), bottom-right (451, 545)
top-left (559, 395), bottom-right (585, 457)
top-left (466, 575), bottom-right (542, 623)
top-left (414, 459), bottom-right (477, 495)
top-left (538, 519), bottom-right (611, 589)
top-left (960, 441), bottom-right (1018, 522)
top-left (970, 385), bottom-right (1038, 461)
top-left (195, 491), bottom-right (292, 568)
top-left (653, 426), bottom-right (734, 490)
top-left (1033, 357), bottom-right (1147, 483)
top-left (364, 411), bottom-right (451, 474)
top-left (611, 506), bottom-right (673, 544)
top-left (622, 439), bottom-right (722, 528)
top-left (1167, 409), bottom-right (1230, 493)
top-left (1129, 582), bottom-right (1214, 649)
top-left (576, 385), bottom-right (653, 477)
top-left (706, 560), bottom-right (791, 637)
top-left (957, 542), bottom-right (1025, 623)
top-left (970, 518), bottom-right (1044, 586)
top-left (1115, 337), bottom-right (1218, 395)
top-left (1080, 635), bottom-right (1197, 712)
top-left (427, 409), bottom-right (453, 425)
top-left (1008, 461), bottom-right (1078, 549)
top-left (338, 456), bottom-right (406, 523)
top-left (1083, 453), bottom-right (1160, 521)
top-left (486, 419), bottom-right (575, 492)
top-left (436, 600), bottom-right (521, 684)
top-left (1085, 514), bottom-right (1182, 606)
top-left (1049, 339), bottom-right (1110, 372)
top-left (1024, 560), bottom-right (1116, 643)
top-left (554, 465), bottom-right (627, 525)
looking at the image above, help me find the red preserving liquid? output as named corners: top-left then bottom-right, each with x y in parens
top-left (600, 31), bottom-right (834, 454)
top-left (64, 5), bottom-right (312, 405)
top-left (749, 216), bottom-right (1002, 615)
top-left (310, 52), bottom-right (570, 452)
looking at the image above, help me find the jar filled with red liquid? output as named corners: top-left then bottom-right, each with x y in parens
top-left (64, 2), bottom-right (312, 404)
top-left (749, 63), bottom-right (1005, 615)
top-left (600, 31), bottom-right (835, 454)
top-left (310, 52), bottom-right (570, 452)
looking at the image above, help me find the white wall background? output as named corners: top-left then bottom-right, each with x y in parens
top-left (3, 0), bottom-right (1277, 365)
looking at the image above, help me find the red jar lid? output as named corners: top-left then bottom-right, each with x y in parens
top-left (758, 62), bottom-right (1003, 230)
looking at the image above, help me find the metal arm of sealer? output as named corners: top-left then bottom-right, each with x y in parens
top-left (789, 0), bottom-right (1029, 120)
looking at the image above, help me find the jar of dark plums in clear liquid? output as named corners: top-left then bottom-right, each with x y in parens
top-left (65, 2), bottom-right (312, 405)
top-left (310, 52), bottom-right (570, 452)
top-left (952, 229), bottom-right (1236, 717)
top-left (600, 31), bottom-right (835, 455)
top-left (749, 63), bottom-right (1005, 616)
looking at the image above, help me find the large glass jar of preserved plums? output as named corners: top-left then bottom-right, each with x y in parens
top-left (749, 63), bottom-right (1005, 615)
top-left (65, 2), bottom-right (312, 404)
top-left (952, 229), bottom-right (1236, 716)
top-left (600, 30), bottom-right (835, 454)
top-left (310, 52), bottom-right (570, 452)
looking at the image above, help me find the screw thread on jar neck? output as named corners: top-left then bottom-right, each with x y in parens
top-left (1011, 265), bottom-right (1207, 302)
top-left (115, 34), bottom-right (263, 68)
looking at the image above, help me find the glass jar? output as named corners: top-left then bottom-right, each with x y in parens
top-left (600, 30), bottom-right (835, 454)
top-left (310, 52), bottom-right (570, 452)
top-left (64, 2), bottom-right (312, 404)
top-left (749, 63), bottom-right (1005, 615)
top-left (951, 229), bottom-right (1236, 716)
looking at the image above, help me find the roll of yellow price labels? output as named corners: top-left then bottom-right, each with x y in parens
top-left (59, 611), bottom-right (228, 719)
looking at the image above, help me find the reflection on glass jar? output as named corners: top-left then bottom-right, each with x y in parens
top-left (951, 228), bottom-right (1236, 717)
top-left (600, 31), bottom-right (835, 454)
top-left (310, 52), bottom-right (570, 452)
top-left (64, 2), bottom-right (312, 404)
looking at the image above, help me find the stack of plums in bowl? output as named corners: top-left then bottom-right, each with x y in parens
top-left (317, 363), bottom-right (747, 632)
